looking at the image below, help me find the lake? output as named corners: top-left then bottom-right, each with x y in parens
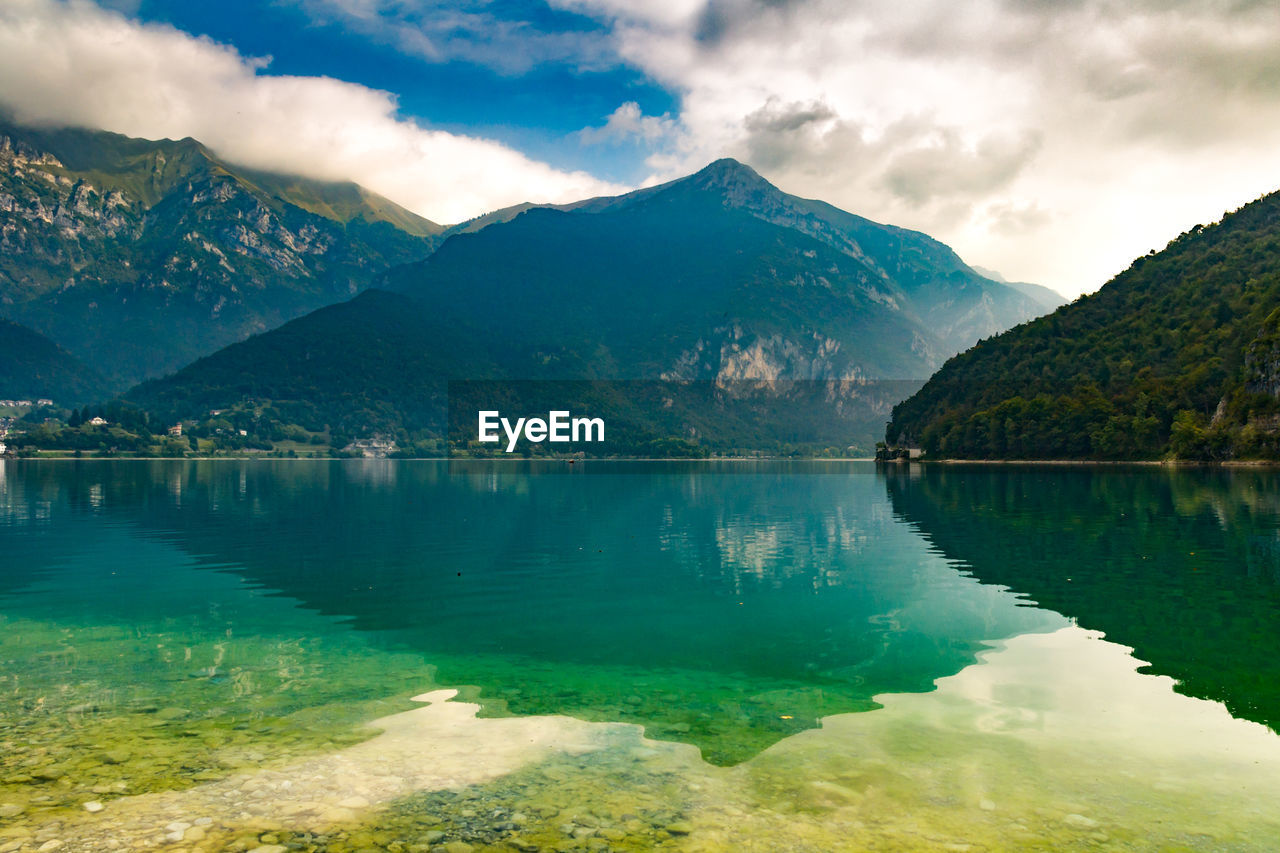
top-left (1, 459), bottom-right (1278, 851)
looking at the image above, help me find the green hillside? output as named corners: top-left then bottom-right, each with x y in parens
top-left (0, 318), bottom-right (105, 404)
top-left (0, 119), bottom-right (441, 388)
top-left (887, 188), bottom-right (1280, 460)
top-left (127, 286), bottom-right (918, 456)
top-left (126, 290), bottom-right (491, 446)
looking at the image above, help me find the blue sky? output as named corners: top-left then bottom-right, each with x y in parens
top-left (5, 0), bottom-right (1280, 297)
top-left (120, 0), bottom-right (674, 184)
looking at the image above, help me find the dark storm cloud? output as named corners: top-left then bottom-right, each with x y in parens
top-left (984, 200), bottom-right (1053, 237)
top-left (881, 128), bottom-right (1043, 206)
top-left (693, 0), bottom-right (817, 46)
top-left (739, 100), bottom-right (1042, 212)
top-left (744, 98), bottom-right (836, 134)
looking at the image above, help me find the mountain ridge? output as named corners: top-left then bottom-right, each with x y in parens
top-left (0, 119), bottom-right (442, 389)
top-left (126, 159), bottom-right (1059, 453)
top-left (437, 158), bottom-right (1062, 355)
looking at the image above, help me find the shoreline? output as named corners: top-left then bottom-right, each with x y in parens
top-left (0, 455), bottom-right (881, 463)
top-left (888, 458), bottom-right (1280, 468)
top-left (8, 454), bottom-right (1280, 466)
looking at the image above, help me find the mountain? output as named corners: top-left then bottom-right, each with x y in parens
top-left (0, 120), bottom-right (442, 389)
top-left (1002, 280), bottom-right (1067, 312)
top-left (969, 265), bottom-right (1066, 313)
top-left (0, 317), bottom-right (105, 404)
top-left (887, 188), bottom-right (1280, 460)
top-left (127, 290), bottom-right (495, 442)
top-left (443, 159), bottom-right (1055, 358)
top-left (393, 159), bottom-right (1058, 383)
top-left (128, 160), bottom-right (1057, 453)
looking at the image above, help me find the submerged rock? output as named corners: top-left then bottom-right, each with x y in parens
top-left (100, 750), bottom-right (130, 766)
top-left (441, 842), bottom-right (475, 853)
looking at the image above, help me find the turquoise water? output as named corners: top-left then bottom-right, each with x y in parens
top-left (1, 460), bottom-right (1279, 851)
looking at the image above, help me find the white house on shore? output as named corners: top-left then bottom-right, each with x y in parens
top-left (343, 437), bottom-right (398, 458)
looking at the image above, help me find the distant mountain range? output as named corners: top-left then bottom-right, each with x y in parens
top-left (0, 118), bottom-right (1068, 449)
top-left (127, 158), bottom-right (1061, 451)
top-left (888, 187), bottom-right (1280, 460)
top-left (0, 119), bottom-right (441, 390)
top-left (968, 265), bottom-right (1067, 314)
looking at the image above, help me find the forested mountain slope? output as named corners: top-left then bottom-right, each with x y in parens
top-left (0, 318), bottom-right (105, 404)
top-left (888, 189), bottom-right (1280, 459)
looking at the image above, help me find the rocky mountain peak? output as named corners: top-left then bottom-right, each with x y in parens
top-left (681, 158), bottom-right (781, 204)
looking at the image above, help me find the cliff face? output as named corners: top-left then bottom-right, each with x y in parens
top-left (0, 121), bottom-right (441, 388)
top-left (1244, 309), bottom-right (1280, 398)
top-left (658, 327), bottom-right (872, 390)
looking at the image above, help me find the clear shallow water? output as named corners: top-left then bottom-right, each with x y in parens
top-left (1, 459), bottom-right (1279, 851)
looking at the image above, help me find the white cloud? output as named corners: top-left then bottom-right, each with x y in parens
top-left (289, 0), bottom-right (620, 75)
top-left (8, 0), bottom-right (1280, 295)
top-left (0, 0), bottom-right (624, 224)
top-left (557, 0), bottom-right (1280, 297)
top-left (578, 101), bottom-right (678, 144)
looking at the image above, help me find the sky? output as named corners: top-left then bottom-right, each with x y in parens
top-left (4, 0), bottom-right (1280, 297)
